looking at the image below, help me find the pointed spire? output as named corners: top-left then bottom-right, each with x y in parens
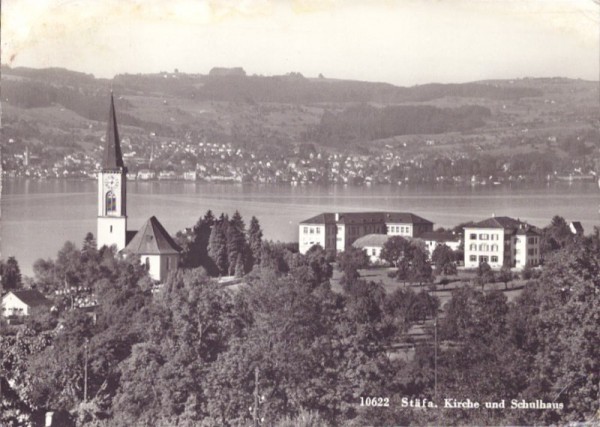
top-left (102, 92), bottom-right (125, 170)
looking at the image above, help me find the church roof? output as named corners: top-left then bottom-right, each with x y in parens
top-left (102, 93), bottom-right (125, 170)
top-left (123, 216), bottom-right (182, 255)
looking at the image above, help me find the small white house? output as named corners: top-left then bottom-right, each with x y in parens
top-left (1, 290), bottom-right (52, 317)
top-left (352, 234), bottom-right (390, 264)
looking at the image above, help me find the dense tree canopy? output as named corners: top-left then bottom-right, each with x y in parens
top-left (2, 227), bottom-right (598, 426)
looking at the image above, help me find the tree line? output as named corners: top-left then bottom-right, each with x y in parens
top-left (0, 215), bottom-right (597, 426)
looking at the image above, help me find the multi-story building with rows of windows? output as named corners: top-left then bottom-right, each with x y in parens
top-left (298, 212), bottom-right (433, 254)
top-left (464, 216), bottom-right (541, 270)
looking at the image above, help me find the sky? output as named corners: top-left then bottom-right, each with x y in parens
top-left (1, 0), bottom-right (599, 86)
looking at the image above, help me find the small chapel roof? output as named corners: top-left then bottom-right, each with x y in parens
top-left (102, 93), bottom-right (125, 170)
top-left (123, 216), bottom-right (182, 255)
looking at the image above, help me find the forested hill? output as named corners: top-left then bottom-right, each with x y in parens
top-left (2, 65), bottom-right (542, 106)
top-left (2, 65), bottom-right (598, 180)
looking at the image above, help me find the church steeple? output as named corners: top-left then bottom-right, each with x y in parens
top-left (103, 92), bottom-right (125, 170)
top-left (97, 92), bottom-right (128, 251)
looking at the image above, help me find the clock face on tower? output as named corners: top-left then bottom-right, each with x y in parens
top-left (105, 174), bottom-right (120, 189)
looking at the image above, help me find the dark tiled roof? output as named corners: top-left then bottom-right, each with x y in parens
top-left (338, 212), bottom-right (386, 224)
top-left (124, 216), bottom-right (182, 255)
top-left (300, 211), bottom-right (432, 225)
top-left (102, 93), bottom-right (125, 170)
top-left (516, 226), bottom-right (541, 236)
top-left (471, 216), bottom-right (523, 229)
top-left (469, 216), bottom-right (540, 235)
top-left (300, 213), bottom-right (337, 225)
top-left (126, 230), bottom-right (138, 245)
top-left (384, 212), bottom-right (433, 225)
top-left (352, 234), bottom-right (390, 248)
top-left (420, 231), bottom-right (461, 242)
top-left (8, 290), bottom-right (52, 307)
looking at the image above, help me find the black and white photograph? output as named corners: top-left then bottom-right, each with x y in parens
top-left (1, 1), bottom-right (599, 426)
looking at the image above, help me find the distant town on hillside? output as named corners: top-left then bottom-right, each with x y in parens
top-left (1, 66), bottom-right (598, 185)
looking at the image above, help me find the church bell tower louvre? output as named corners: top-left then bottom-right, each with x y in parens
top-left (97, 93), bottom-right (128, 251)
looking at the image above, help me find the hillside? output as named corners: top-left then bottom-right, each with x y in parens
top-left (1, 66), bottom-right (598, 183)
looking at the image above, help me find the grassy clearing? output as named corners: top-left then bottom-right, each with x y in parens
top-left (331, 266), bottom-right (526, 309)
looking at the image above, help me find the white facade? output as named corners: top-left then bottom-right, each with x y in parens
top-left (298, 212), bottom-right (433, 255)
top-left (363, 245), bottom-right (383, 264)
top-left (298, 224), bottom-right (327, 254)
top-left (464, 228), bottom-right (506, 269)
top-left (464, 222), bottom-right (540, 270)
top-left (1, 291), bottom-right (50, 317)
top-left (2, 293), bottom-right (30, 316)
top-left (97, 171), bottom-right (127, 251)
top-left (513, 234), bottom-right (541, 269)
top-left (140, 254), bottom-right (179, 282)
top-left (386, 223), bottom-right (413, 237)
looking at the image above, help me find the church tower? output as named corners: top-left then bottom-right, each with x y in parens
top-left (97, 93), bottom-right (127, 250)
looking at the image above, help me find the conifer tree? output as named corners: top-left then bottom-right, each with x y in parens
top-left (208, 218), bottom-right (229, 276)
top-left (1, 256), bottom-right (22, 291)
top-left (227, 213), bottom-right (247, 276)
top-left (247, 216), bottom-right (263, 268)
top-left (182, 210), bottom-right (217, 273)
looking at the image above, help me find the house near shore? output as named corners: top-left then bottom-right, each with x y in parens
top-left (298, 211), bottom-right (433, 254)
top-left (464, 216), bottom-right (540, 270)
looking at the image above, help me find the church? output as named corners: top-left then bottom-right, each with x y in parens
top-left (97, 93), bottom-right (181, 281)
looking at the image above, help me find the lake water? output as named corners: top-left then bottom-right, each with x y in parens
top-left (2, 178), bottom-right (598, 276)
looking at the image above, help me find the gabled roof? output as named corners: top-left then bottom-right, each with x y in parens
top-left (123, 216), bottom-right (182, 255)
top-left (5, 290), bottom-right (52, 307)
top-left (420, 231), bottom-right (461, 242)
top-left (352, 234), bottom-right (390, 248)
top-left (102, 93), bottom-right (125, 170)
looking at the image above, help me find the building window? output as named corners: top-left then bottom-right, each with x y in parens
top-left (470, 233), bottom-right (477, 240)
top-left (480, 256), bottom-right (489, 263)
top-left (310, 228), bottom-right (314, 234)
top-left (371, 248), bottom-right (376, 256)
top-left (479, 244), bottom-right (489, 251)
top-left (316, 228), bottom-right (320, 234)
top-left (491, 244), bottom-right (498, 252)
top-left (145, 257), bottom-right (150, 271)
top-left (528, 248), bottom-right (534, 256)
top-left (479, 233), bottom-right (489, 240)
top-left (528, 237), bottom-right (535, 245)
top-left (106, 191), bottom-right (116, 214)
top-left (491, 256), bottom-right (498, 263)
top-left (469, 243), bottom-right (477, 250)
top-left (110, 225), bottom-right (113, 233)
top-left (470, 255), bottom-right (477, 262)
top-left (303, 227), bottom-right (308, 234)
